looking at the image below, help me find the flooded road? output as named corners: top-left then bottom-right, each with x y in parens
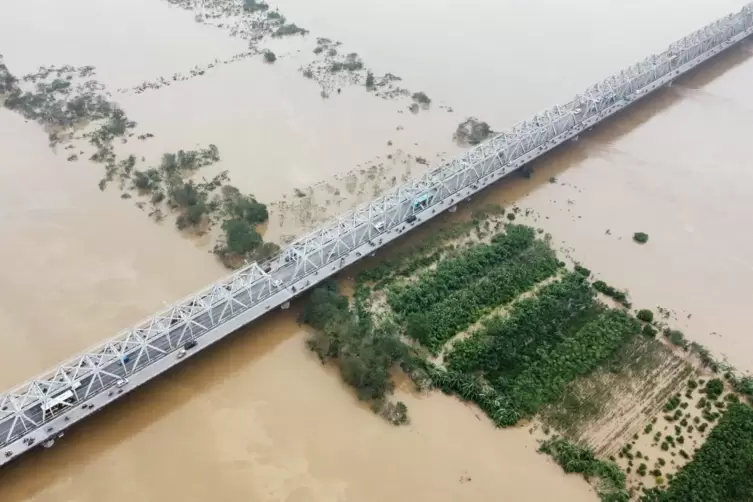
top-left (0, 0), bottom-right (752, 499)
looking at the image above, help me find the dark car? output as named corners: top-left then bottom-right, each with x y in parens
top-left (184, 340), bottom-right (198, 350)
top-left (405, 215), bottom-right (417, 223)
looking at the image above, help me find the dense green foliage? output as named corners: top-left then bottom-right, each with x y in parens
top-left (636, 309), bottom-right (654, 323)
top-left (540, 437), bottom-right (628, 502)
top-left (664, 329), bottom-right (688, 349)
top-left (640, 403), bottom-right (753, 502)
top-left (446, 273), bottom-right (598, 380)
top-left (633, 232), bottom-right (649, 244)
top-left (0, 57), bottom-right (17, 94)
top-left (433, 273), bottom-right (642, 423)
top-left (263, 50), bottom-right (277, 63)
top-left (388, 224), bottom-right (537, 316)
top-left (592, 280), bottom-right (630, 308)
top-left (243, 0), bottom-right (269, 12)
top-left (704, 378), bottom-right (724, 401)
top-left (729, 375), bottom-right (753, 404)
top-left (303, 281), bottom-right (416, 404)
top-left (130, 146), bottom-right (226, 230)
top-left (574, 264), bottom-right (592, 277)
top-left (403, 240), bottom-right (560, 352)
top-left (505, 310), bottom-right (640, 417)
top-left (213, 186), bottom-right (277, 265)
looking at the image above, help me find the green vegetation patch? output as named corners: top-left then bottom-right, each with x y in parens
top-left (303, 280), bottom-right (420, 421)
top-left (404, 239), bottom-right (560, 352)
top-left (388, 224), bottom-right (537, 316)
top-left (640, 403), bottom-right (753, 501)
top-left (592, 280), bottom-right (631, 308)
top-left (505, 309), bottom-right (640, 418)
top-left (540, 437), bottom-right (629, 502)
top-left (446, 272), bottom-right (598, 380)
top-left (633, 232), bottom-right (649, 244)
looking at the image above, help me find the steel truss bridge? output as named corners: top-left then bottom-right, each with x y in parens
top-left (1, 3), bottom-right (752, 468)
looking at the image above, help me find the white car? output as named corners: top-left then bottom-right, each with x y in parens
top-left (273, 280), bottom-right (283, 288)
top-left (375, 221), bottom-right (385, 232)
top-left (116, 379), bottom-right (127, 388)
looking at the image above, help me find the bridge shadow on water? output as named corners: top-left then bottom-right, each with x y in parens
top-left (1, 38), bottom-right (752, 500)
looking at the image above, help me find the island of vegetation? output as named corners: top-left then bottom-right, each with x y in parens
top-left (298, 207), bottom-right (753, 501)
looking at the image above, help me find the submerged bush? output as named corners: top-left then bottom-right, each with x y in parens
top-left (633, 232), bottom-right (649, 244)
top-left (243, 0), bottom-right (269, 12)
top-left (454, 117), bottom-right (493, 145)
top-left (412, 91), bottom-right (431, 106)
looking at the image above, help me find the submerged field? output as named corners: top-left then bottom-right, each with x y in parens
top-left (300, 210), bottom-right (753, 501)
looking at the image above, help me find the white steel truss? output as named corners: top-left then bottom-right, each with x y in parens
top-left (1, 2), bottom-right (752, 449)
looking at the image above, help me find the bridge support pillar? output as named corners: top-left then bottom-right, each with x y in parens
top-left (572, 135), bottom-right (579, 142)
top-left (448, 206), bottom-right (457, 213)
top-left (667, 81), bottom-right (673, 88)
top-left (281, 301), bottom-right (291, 310)
top-left (42, 439), bottom-right (55, 449)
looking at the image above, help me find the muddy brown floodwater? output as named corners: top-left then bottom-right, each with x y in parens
top-left (0, 0), bottom-right (752, 500)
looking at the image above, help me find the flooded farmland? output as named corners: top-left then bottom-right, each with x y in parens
top-left (0, 0), bottom-right (752, 500)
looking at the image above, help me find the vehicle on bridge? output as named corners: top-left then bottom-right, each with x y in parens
top-left (41, 380), bottom-right (82, 416)
top-left (412, 191), bottom-right (434, 211)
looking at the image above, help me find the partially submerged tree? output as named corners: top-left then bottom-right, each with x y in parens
top-left (454, 117), bottom-right (493, 145)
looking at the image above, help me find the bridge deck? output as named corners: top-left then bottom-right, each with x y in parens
top-left (1, 2), bottom-right (752, 467)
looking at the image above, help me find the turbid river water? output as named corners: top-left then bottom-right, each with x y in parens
top-left (0, 0), bottom-right (752, 500)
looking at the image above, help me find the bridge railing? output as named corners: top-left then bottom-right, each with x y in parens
top-left (1, 1), bottom-right (751, 448)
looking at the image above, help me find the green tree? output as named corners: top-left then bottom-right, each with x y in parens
top-left (221, 219), bottom-right (263, 255)
top-left (633, 232), bottom-right (649, 244)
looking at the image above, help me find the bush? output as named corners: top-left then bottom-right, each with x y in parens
top-left (263, 50), bottom-right (277, 63)
top-left (664, 395), bottom-right (681, 412)
top-left (592, 280), bottom-right (630, 308)
top-left (365, 72), bottom-right (375, 89)
top-left (633, 232), bottom-right (649, 244)
top-left (454, 117), bottom-right (494, 145)
top-left (642, 324), bottom-right (658, 337)
top-left (220, 219), bottom-right (263, 255)
top-left (243, 0), bottom-right (269, 12)
top-left (272, 23), bottom-right (308, 37)
top-left (574, 264), bottom-right (591, 277)
top-left (412, 91), bottom-right (431, 106)
top-left (665, 329), bottom-right (688, 349)
top-left (705, 378), bottom-right (724, 401)
top-left (636, 309), bottom-right (654, 323)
